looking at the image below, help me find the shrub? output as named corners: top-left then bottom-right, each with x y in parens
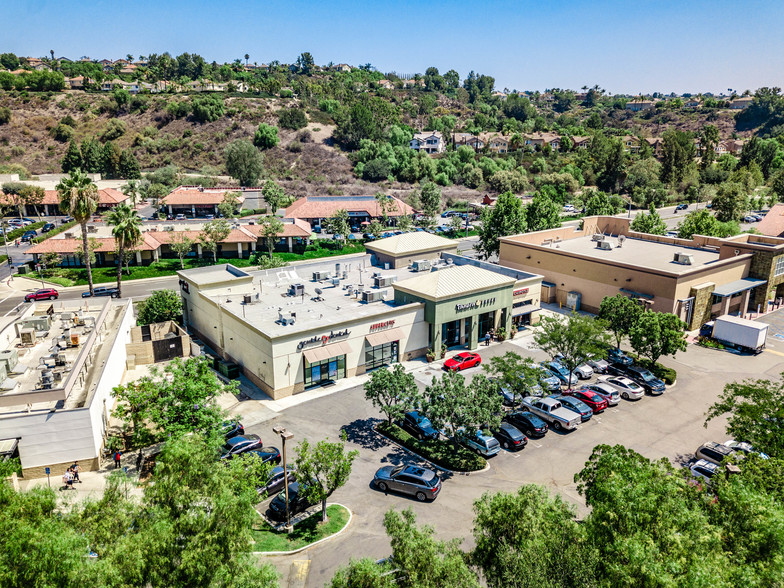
top-left (100, 119), bottom-right (126, 141)
top-left (136, 289), bottom-right (183, 326)
top-left (191, 95), bottom-right (224, 123)
top-left (253, 123), bottom-right (279, 149)
top-left (362, 158), bottom-right (392, 182)
top-left (277, 108), bottom-right (308, 130)
top-left (59, 115), bottom-right (76, 127)
top-left (318, 99), bottom-right (340, 114)
top-left (279, 89), bottom-right (293, 98)
top-left (0, 107), bottom-right (10, 125)
top-left (377, 422), bottom-right (486, 472)
top-left (287, 141), bottom-right (303, 153)
top-left (50, 123), bottom-right (74, 142)
top-left (166, 100), bottom-right (190, 119)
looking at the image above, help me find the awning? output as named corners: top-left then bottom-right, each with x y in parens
top-left (512, 306), bottom-right (538, 317)
top-left (0, 438), bottom-right (19, 457)
top-left (302, 341), bottom-right (352, 363)
top-left (712, 278), bottom-right (767, 297)
top-left (365, 328), bottom-right (404, 347)
top-left (620, 287), bottom-right (654, 300)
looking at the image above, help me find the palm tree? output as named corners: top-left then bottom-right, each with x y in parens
top-left (244, 53), bottom-right (249, 66)
top-left (121, 180), bottom-right (140, 207)
top-left (56, 170), bottom-right (100, 295)
top-left (107, 204), bottom-right (142, 298)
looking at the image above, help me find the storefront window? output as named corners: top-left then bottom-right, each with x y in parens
top-left (442, 320), bottom-right (461, 346)
top-left (365, 341), bottom-right (399, 370)
top-left (304, 354), bottom-right (346, 388)
top-left (478, 312), bottom-right (495, 338)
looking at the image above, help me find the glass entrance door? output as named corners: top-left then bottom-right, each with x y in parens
top-left (442, 320), bottom-right (461, 347)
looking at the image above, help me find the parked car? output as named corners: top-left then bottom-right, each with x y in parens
top-left (204, 214), bottom-right (215, 220)
top-left (505, 411), bottom-right (548, 438)
top-left (689, 459), bottom-right (719, 483)
top-left (20, 230), bottom-right (37, 242)
top-left (553, 395), bottom-right (593, 422)
top-left (743, 215), bottom-right (758, 223)
top-left (580, 382), bottom-right (620, 406)
top-left (220, 434), bottom-right (262, 460)
top-left (443, 352), bottom-right (481, 372)
top-left (174, 214), bottom-right (188, 221)
top-left (312, 225), bottom-right (322, 233)
top-left (675, 203), bottom-right (689, 211)
top-left (399, 411), bottom-right (439, 441)
top-left (82, 286), bottom-right (120, 298)
top-left (373, 465), bottom-right (442, 502)
top-left (492, 422), bottom-right (528, 451)
top-left (537, 366), bottom-right (562, 393)
top-left (573, 363), bottom-right (594, 380)
top-left (245, 446), bottom-right (281, 466)
top-left (459, 430), bottom-right (501, 457)
top-left (521, 379), bottom-right (544, 397)
top-left (258, 465), bottom-right (296, 497)
top-left (607, 348), bottom-right (633, 365)
top-left (496, 382), bottom-right (523, 407)
top-left (601, 376), bottom-right (645, 400)
top-left (41, 223), bottom-right (55, 233)
top-left (723, 439), bottom-right (769, 459)
top-left (543, 361), bottom-right (578, 387)
top-left (267, 482), bottom-right (315, 521)
top-left (586, 355), bottom-right (610, 374)
top-left (521, 396), bottom-right (580, 431)
top-left (24, 288), bottom-right (59, 302)
top-left (564, 389), bottom-right (608, 413)
top-left (695, 441), bottom-right (738, 466)
top-left (220, 420), bottom-right (244, 440)
top-left (620, 364), bottom-right (665, 395)
top-left (61, 216), bottom-right (74, 224)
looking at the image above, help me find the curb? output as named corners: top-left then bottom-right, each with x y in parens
top-left (251, 503), bottom-right (353, 556)
top-left (372, 426), bottom-right (490, 476)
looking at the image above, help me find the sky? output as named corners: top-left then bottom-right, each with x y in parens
top-left (5, 0), bottom-right (784, 94)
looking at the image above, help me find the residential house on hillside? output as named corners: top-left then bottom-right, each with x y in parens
top-left (524, 133), bottom-right (561, 151)
top-left (64, 76), bottom-right (86, 90)
top-left (685, 98), bottom-right (702, 108)
top-left (491, 91), bottom-right (507, 100)
top-left (410, 131), bottom-right (445, 154)
top-left (626, 99), bottom-right (655, 112)
top-left (453, 133), bottom-right (485, 151)
top-left (331, 64), bottom-right (352, 72)
top-left (486, 134), bottom-right (510, 153)
top-left (622, 135), bottom-right (642, 154)
top-left (571, 136), bottom-right (591, 150)
top-left (646, 137), bottom-right (664, 156)
top-left (24, 57), bottom-right (47, 71)
top-left (730, 96), bottom-right (753, 110)
top-left (726, 139), bottom-right (745, 155)
top-left (377, 79), bottom-right (394, 90)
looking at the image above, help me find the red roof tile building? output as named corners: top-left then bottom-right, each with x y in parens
top-left (1, 188), bottom-right (129, 216)
top-left (160, 187), bottom-right (244, 216)
top-left (757, 204), bottom-right (784, 238)
top-left (284, 195), bottom-right (413, 228)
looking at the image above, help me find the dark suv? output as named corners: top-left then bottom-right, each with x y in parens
top-left (373, 464), bottom-right (442, 501)
top-left (82, 286), bottom-right (120, 298)
top-left (399, 411), bottom-right (439, 441)
top-left (619, 364), bottom-right (665, 395)
top-left (24, 288), bottom-right (59, 302)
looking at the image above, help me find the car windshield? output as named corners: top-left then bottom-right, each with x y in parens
top-left (417, 416), bottom-right (433, 428)
top-left (638, 370), bottom-right (655, 382)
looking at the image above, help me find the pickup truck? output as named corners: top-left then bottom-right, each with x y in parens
top-left (521, 396), bottom-right (580, 432)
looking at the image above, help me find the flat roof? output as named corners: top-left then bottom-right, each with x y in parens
top-left (551, 235), bottom-right (722, 274)
top-left (393, 264), bottom-right (516, 300)
top-left (365, 232), bottom-right (456, 257)
top-left (180, 264), bottom-right (253, 287)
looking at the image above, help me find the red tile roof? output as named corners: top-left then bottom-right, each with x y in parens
top-left (161, 187), bottom-right (243, 206)
top-left (27, 233), bottom-right (160, 255)
top-left (757, 204), bottom-right (784, 238)
top-left (243, 218), bottom-right (312, 238)
top-left (284, 196), bottom-right (413, 220)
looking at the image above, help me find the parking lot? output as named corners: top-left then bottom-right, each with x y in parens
top-left (247, 323), bottom-right (784, 586)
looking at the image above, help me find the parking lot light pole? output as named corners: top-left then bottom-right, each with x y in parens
top-left (272, 426), bottom-right (294, 530)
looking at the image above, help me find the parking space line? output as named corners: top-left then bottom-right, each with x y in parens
top-left (533, 443), bottom-right (543, 448)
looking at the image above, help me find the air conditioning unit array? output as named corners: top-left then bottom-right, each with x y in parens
top-left (362, 290), bottom-right (386, 303)
top-left (374, 275), bottom-right (397, 288)
top-left (596, 240), bottom-right (613, 250)
top-left (312, 271), bottom-right (331, 281)
top-left (673, 252), bottom-right (694, 265)
top-left (412, 259), bottom-right (431, 272)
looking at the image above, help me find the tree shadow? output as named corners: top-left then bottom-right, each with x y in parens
top-left (341, 417), bottom-right (387, 451)
top-left (673, 452), bottom-right (695, 467)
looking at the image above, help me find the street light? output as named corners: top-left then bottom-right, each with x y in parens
top-left (272, 425), bottom-right (295, 529)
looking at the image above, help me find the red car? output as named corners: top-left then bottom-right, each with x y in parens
top-left (24, 288), bottom-right (59, 302)
top-left (564, 389), bottom-right (608, 413)
top-left (443, 352), bottom-right (481, 371)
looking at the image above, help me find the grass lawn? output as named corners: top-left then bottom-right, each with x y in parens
top-left (276, 241), bottom-right (365, 262)
top-left (250, 504), bottom-right (349, 552)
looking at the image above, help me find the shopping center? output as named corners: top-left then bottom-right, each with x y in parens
top-left (178, 236), bottom-right (542, 399)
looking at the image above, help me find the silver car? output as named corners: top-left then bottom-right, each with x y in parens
top-left (580, 382), bottom-right (620, 406)
top-left (373, 464), bottom-right (442, 501)
top-left (574, 363), bottom-right (594, 380)
top-left (587, 355), bottom-right (610, 374)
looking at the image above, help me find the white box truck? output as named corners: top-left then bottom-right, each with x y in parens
top-left (702, 315), bottom-right (768, 354)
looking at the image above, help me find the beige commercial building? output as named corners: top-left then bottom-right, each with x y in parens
top-left (499, 216), bottom-right (784, 330)
top-left (365, 232), bottom-right (458, 269)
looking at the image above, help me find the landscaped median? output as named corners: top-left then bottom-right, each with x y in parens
top-left (376, 422), bottom-right (486, 472)
top-left (251, 504), bottom-right (350, 554)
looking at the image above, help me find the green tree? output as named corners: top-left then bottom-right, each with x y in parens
top-left (325, 208), bottom-right (351, 242)
top-left (375, 192), bottom-right (393, 226)
top-left (367, 219), bottom-right (384, 239)
top-left (225, 139), bottom-right (263, 187)
top-left (598, 294), bottom-right (643, 349)
top-left (771, 168), bottom-right (784, 200)
top-left (191, 94), bottom-right (225, 122)
top-left (253, 123), bottom-right (279, 149)
top-left (296, 52), bottom-right (315, 74)
top-left (107, 203), bottom-right (142, 297)
top-left (217, 191), bottom-right (241, 219)
top-left (482, 351), bottom-right (541, 397)
top-left (525, 191), bottom-right (562, 232)
top-left (630, 204), bottom-right (667, 235)
top-left (423, 371), bottom-right (502, 445)
top-left (200, 218), bottom-right (232, 262)
top-left (295, 435), bottom-right (358, 522)
top-left (56, 169), bottom-right (99, 295)
top-left (397, 214), bottom-right (413, 232)
top-left (419, 182), bottom-right (442, 225)
top-left (533, 312), bottom-right (610, 387)
top-left (477, 191), bottom-right (527, 259)
top-left (0, 52), bottom-right (19, 70)
top-left (111, 376), bottom-right (159, 445)
top-left (472, 485), bottom-right (596, 588)
top-left (661, 129), bottom-right (697, 186)
top-left (20, 184), bottom-right (45, 219)
top-left (136, 289), bottom-right (183, 325)
top-left (676, 208), bottom-right (740, 239)
top-left (277, 108), bottom-right (308, 130)
top-left (118, 149), bottom-right (141, 179)
top-left (700, 124), bottom-right (721, 169)
top-left (329, 557), bottom-right (396, 588)
top-left (169, 232), bottom-right (195, 269)
top-left (583, 189), bottom-right (623, 216)
top-left (628, 310), bottom-right (686, 365)
top-left (363, 363), bottom-right (419, 425)
top-left (101, 141), bottom-right (122, 178)
top-left (705, 374), bottom-right (784, 458)
top-left (258, 214), bottom-right (283, 257)
top-left (79, 137), bottom-right (103, 173)
top-left (713, 181), bottom-right (749, 222)
top-left (121, 179), bottom-right (141, 207)
top-left (261, 179), bottom-right (285, 215)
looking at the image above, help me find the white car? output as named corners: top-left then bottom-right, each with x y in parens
top-left (601, 376), bottom-right (644, 400)
top-left (689, 459), bottom-right (719, 483)
top-left (574, 363), bottom-right (594, 380)
top-left (724, 439), bottom-right (769, 459)
top-left (175, 214), bottom-right (187, 221)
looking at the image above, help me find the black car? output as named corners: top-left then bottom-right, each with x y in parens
top-left (220, 434), bottom-right (262, 460)
top-left (258, 465), bottom-right (296, 497)
top-left (221, 420), bottom-right (245, 440)
top-left (399, 411), bottom-right (439, 441)
top-left (675, 203), bottom-right (688, 211)
top-left (20, 230), bottom-right (37, 242)
top-left (82, 286), bottom-right (120, 298)
top-left (245, 446), bottom-right (281, 466)
top-left (505, 411), bottom-right (548, 438)
top-left (267, 482), bottom-right (315, 521)
top-left (492, 423), bottom-right (528, 451)
top-left (41, 223), bottom-right (55, 233)
top-left (616, 364), bottom-right (666, 395)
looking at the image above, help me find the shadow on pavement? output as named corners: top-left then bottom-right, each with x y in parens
top-left (342, 417), bottom-right (387, 451)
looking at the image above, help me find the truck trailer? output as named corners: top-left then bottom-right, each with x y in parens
top-left (700, 315), bottom-right (768, 354)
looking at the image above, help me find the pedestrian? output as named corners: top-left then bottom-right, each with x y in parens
top-left (113, 450), bottom-right (122, 469)
top-left (71, 461), bottom-right (81, 483)
top-left (14, 239), bottom-right (19, 248)
top-left (490, 327), bottom-right (496, 341)
top-left (484, 332), bottom-right (491, 346)
top-left (63, 469), bottom-right (74, 490)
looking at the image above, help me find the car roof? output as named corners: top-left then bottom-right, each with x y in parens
top-left (693, 459), bottom-right (719, 472)
top-left (402, 465), bottom-right (434, 478)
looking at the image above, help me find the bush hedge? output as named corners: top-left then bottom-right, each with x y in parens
top-left (31, 220), bottom-right (78, 244)
top-left (5, 221), bottom-right (46, 242)
top-left (377, 422), bottom-right (486, 472)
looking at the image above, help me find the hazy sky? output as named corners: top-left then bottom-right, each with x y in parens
top-left (5, 0), bottom-right (783, 94)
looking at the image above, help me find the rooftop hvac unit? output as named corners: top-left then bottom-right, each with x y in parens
top-left (20, 328), bottom-right (36, 346)
top-left (18, 315), bottom-right (51, 334)
top-left (164, 225), bottom-right (175, 232)
top-left (55, 353), bottom-right (67, 366)
top-left (277, 311), bottom-right (296, 325)
top-left (0, 363), bottom-right (7, 382)
top-left (374, 275), bottom-right (397, 288)
top-left (331, 277), bottom-right (341, 287)
top-left (673, 252), bottom-right (694, 265)
top-left (70, 332), bottom-right (80, 346)
top-left (412, 259), bottom-right (431, 272)
top-left (362, 290), bottom-right (384, 303)
top-left (312, 271), bottom-right (332, 281)
top-left (289, 283), bottom-right (305, 297)
top-left (0, 349), bottom-right (19, 373)
top-left (243, 294), bottom-right (252, 305)
top-left (591, 233), bottom-right (606, 242)
top-left (596, 240), bottom-right (613, 250)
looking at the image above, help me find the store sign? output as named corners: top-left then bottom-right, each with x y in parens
top-left (513, 288), bottom-right (529, 296)
top-left (455, 297), bottom-right (496, 312)
top-left (370, 320), bottom-right (396, 332)
top-left (297, 329), bottom-right (351, 351)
